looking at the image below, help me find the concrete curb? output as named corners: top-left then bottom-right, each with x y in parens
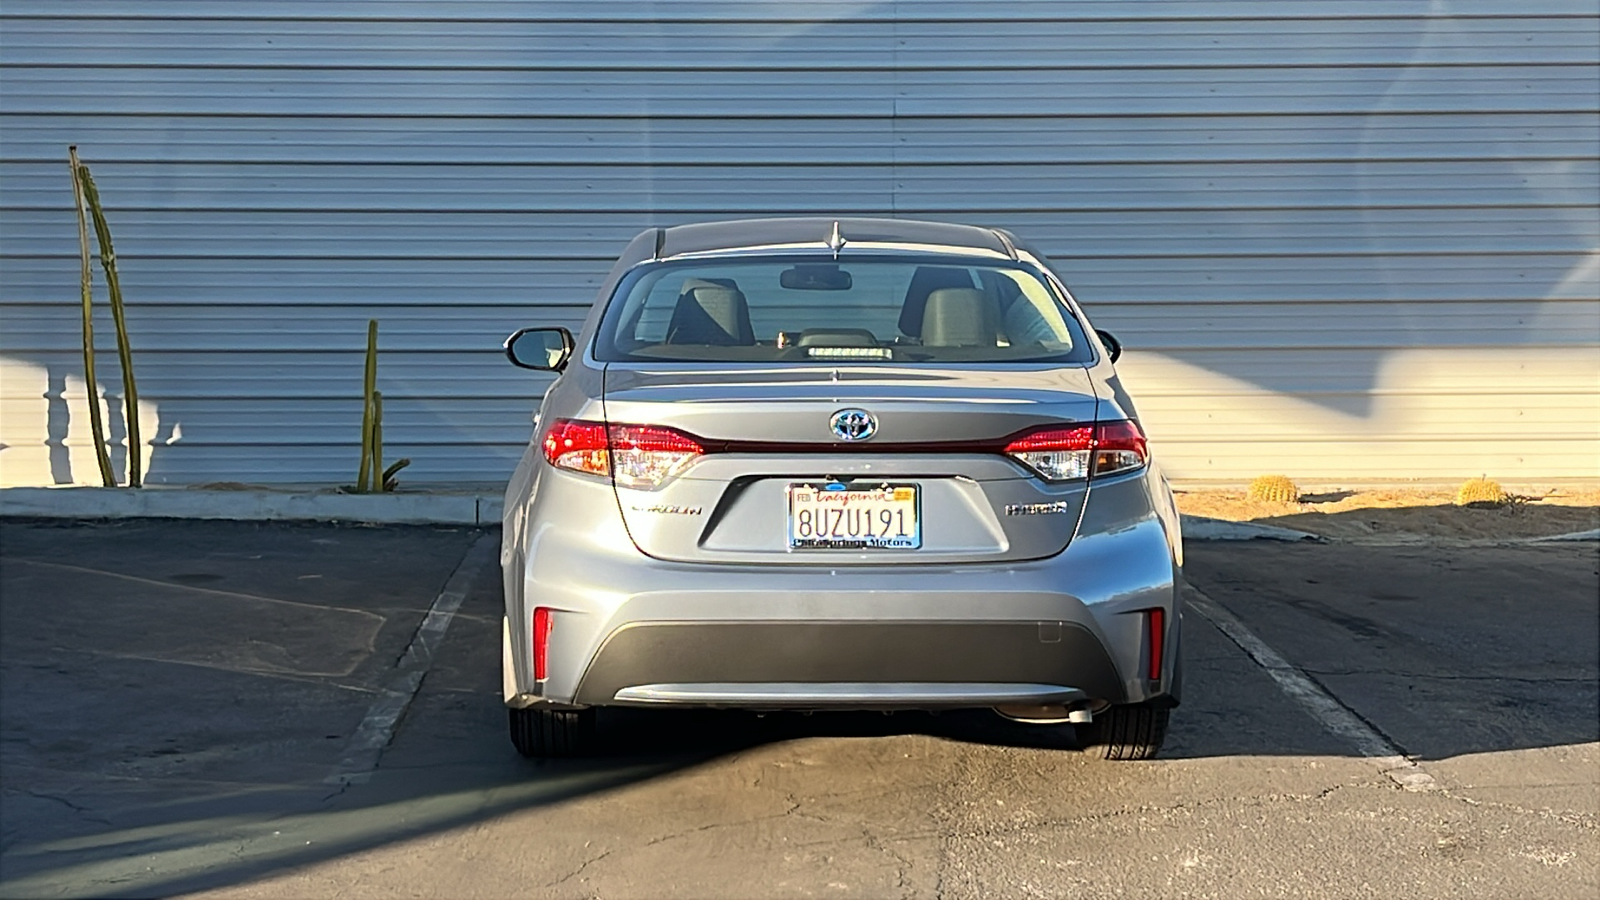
top-left (0, 486), bottom-right (504, 526)
top-left (1181, 516), bottom-right (1325, 543)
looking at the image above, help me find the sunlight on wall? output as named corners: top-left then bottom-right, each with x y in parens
top-left (0, 356), bottom-right (162, 487)
top-left (1125, 347), bottom-right (1600, 483)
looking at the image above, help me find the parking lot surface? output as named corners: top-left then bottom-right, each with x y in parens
top-left (2, 519), bottom-right (1595, 899)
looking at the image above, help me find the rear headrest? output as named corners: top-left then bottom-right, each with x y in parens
top-left (920, 288), bottom-right (1000, 348)
top-left (665, 278), bottom-right (755, 345)
top-left (898, 266), bottom-right (976, 337)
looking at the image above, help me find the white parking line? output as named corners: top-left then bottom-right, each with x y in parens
top-left (325, 532), bottom-right (499, 785)
top-left (1186, 586), bottom-right (1438, 792)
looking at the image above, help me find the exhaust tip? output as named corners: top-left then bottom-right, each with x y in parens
top-left (994, 703), bottom-right (1092, 725)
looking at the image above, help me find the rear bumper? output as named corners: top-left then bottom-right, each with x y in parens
top-left (504, 467), bottom-right (1183, 710)
top-left (573, 621), bottom-right (1121, 707)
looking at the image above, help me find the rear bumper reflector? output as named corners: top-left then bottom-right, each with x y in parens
top-left (533, 606), bottom-right (552, 681)
top-left (1147, 607), bottom-right (1165, 682)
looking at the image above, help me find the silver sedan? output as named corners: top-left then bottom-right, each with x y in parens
top-left (500, 217), bottom-right (1184, 759)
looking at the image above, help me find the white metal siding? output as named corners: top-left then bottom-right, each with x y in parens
top-left (2, 1), bottom-right (1596, 486)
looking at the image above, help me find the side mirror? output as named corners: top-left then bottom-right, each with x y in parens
top-left (504, 327), bottom-right (575, 372)
top-left (1095, 329), bottom-right (1122, 363)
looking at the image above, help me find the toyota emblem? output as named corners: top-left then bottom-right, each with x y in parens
top-left (829, 408), bottom-right (877, 442)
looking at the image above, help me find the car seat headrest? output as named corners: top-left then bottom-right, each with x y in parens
top-left (920, 288), bottom-right (1000, 348)
top-left (665, 278), bottom-right (755, 345)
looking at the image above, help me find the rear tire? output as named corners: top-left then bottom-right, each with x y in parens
top-left (508, 705), bottom-right (597, 758)
top-left (1076, 702), bottom-right (1170, 760)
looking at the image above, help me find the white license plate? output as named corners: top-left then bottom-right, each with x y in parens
top-left (787, 482), bottom-right (921, 550)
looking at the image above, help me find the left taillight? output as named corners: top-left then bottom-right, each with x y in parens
top-left (1003, 420), bottom-right (1149, 482)
top-left (541, 418), bottom-right (704, 489)
top-left (541, 419), bottom-right (609, 477)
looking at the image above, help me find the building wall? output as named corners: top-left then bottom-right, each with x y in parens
top-left (2, 1), bottom-right (1596, 487)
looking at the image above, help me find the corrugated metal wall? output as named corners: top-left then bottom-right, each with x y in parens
top-left (2, 0), bottom-right (1596, 486)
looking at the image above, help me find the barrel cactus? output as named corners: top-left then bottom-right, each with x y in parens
top-left (1247, 474), bottom-right (1301, 504)
top-left (1455, 477), bottom-right (1508, 508)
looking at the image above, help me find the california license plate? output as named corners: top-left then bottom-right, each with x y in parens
top-left (787, 482), bottom-right (921, 550)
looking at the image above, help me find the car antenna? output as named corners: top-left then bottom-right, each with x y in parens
top-left (826, 220), bottom-right (846, 259)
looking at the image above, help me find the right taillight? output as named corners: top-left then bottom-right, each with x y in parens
top-left (541, 418), bottom-right (705, 489)
top-left (1004, 420), bottom-right (1149, 482)
top-left (1090, 419), bottom-right (1149, 478)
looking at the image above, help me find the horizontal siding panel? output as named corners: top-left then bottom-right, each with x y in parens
top-left (5, 17), bottom-right (1594, 68)
top-left (69, 443), bottom-right (527, 485)
top-left (8, 66), bottom-right (1597, 118)
top-left (10, 1), bottom-right (1594, 22)
top-left (17, 407), bottom-right (538, 447)
top-left (7, 114), bottom-right (1596, 165)
top-left (0, 304), bottom-right (588, 353)
top-left (3, 161), bottom-right (1592, 213)
top-left (0, 395), bottom-right (537, 436)
top-left (1147, 392), bottom-right (1600, 420)
top-left (1122, 350), bottom-right (1600, 396)
top-left (1, 350), bottom-right (551, 401)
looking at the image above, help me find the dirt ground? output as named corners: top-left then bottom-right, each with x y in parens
top-left (1176, 484), bottom-right (1600, 541)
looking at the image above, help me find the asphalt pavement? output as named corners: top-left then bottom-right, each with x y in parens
top-left (1, 519), bottom-right (1595, 899)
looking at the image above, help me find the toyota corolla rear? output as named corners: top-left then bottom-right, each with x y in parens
top-left (501, 235), bottom-right (1183, 758)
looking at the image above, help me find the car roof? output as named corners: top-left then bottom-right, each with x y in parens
top-left (651, 216), bottom-right (1016, 261)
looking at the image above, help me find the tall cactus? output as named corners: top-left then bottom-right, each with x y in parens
top-left (357, 319), bottom-right (379, 492)
top-left (76, 161), bottom-right (142, 486)
top-left (354, 320), bottom-right (409, 492)
top-left (69, 147), bottom-right (115, 487)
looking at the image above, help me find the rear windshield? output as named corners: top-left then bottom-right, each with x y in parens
top-left (593, 256), bottom-right (1095, 364)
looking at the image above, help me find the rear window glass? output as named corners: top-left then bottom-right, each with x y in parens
top-left (593, 256), bottom-right (1094, 364)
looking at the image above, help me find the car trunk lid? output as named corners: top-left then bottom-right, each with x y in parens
top-left (602, 364), bottom-right (1102, 565)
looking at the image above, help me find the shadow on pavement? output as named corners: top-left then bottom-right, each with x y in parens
top-left (1183, 541), bottom-right (1600, 763)
top-left (2, 519), bottom-right (1595, 897)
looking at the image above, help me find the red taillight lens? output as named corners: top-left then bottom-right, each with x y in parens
top-left (1002, 420), bottom-right (1148, 481)
top-left (1147, 607), bottom-right (1165, 681)
top-left (542, 419), bottom-right (609, 476)
top-left (540, 418), bottom-right (704, 488)
top-left (1092, 420), bottom-right (1149, 477)
top-left (1003, 426), bottom-right (1094, 481)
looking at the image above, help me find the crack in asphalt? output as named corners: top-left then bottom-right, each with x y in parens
top-left (16, 789), bottom-right (114, 827)
top-left (1437, 787), bottom-right (1599, 830)
top-left (541, 846), bottom-right (615, 889)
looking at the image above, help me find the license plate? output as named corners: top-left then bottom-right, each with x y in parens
top-left (787, 482), bottom-right (921, 550)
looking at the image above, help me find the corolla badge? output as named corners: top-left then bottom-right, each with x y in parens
top-left (829, 408), bottom-right (877, 442)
